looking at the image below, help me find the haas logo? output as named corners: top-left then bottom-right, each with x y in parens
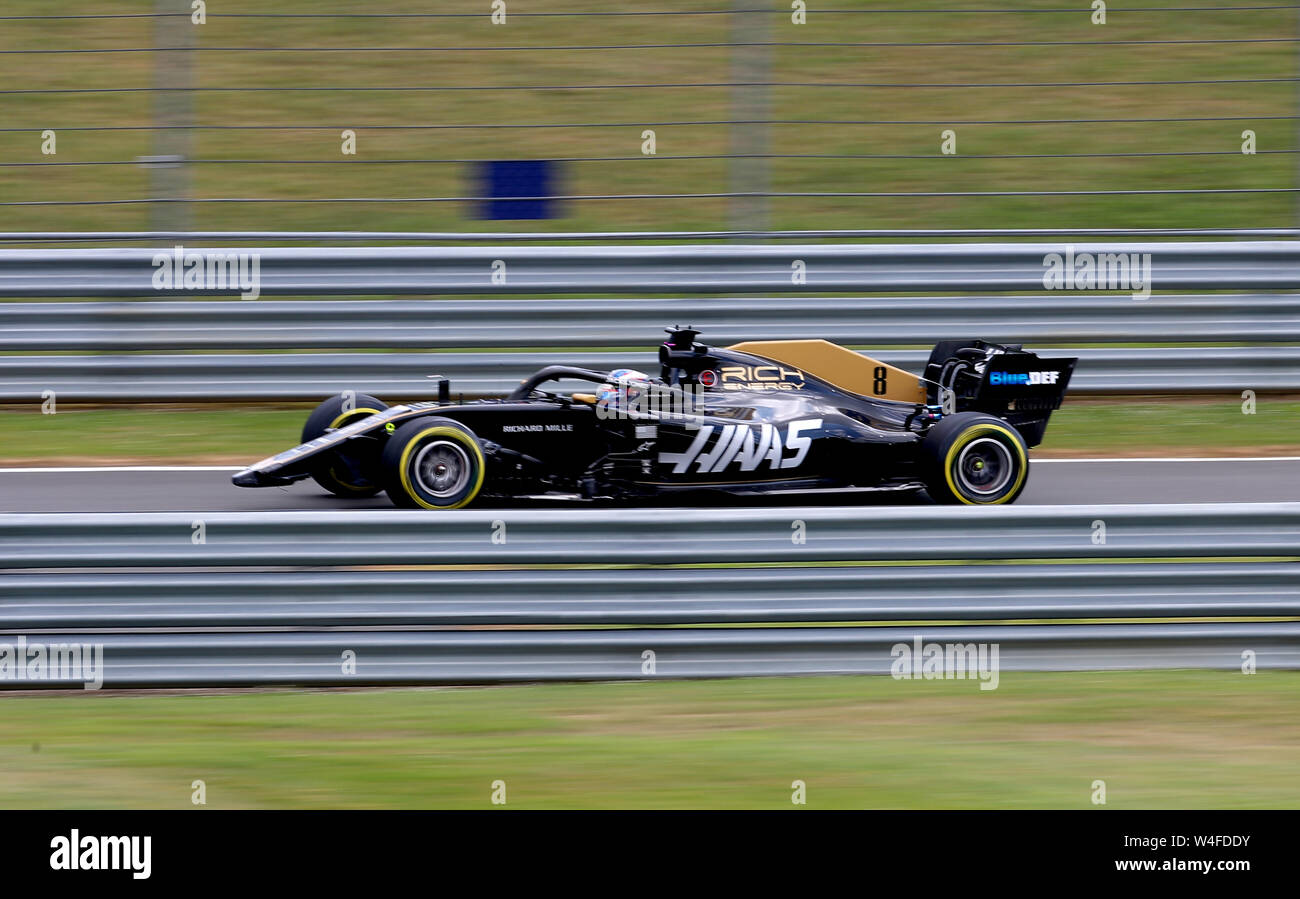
top-left (659, 419), bottom-right (822, 473)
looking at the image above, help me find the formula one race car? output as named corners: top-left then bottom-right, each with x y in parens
top-left (233, 328), bottom-right (1076, 508)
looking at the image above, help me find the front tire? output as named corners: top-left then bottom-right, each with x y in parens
top-left (301, 393), bottom-right (388, 498)
top-left (920, 412), bottom-right (1029, 505)
top-left (380, 417), bottom-right (486, 509)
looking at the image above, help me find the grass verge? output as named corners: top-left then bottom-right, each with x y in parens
top-left (1, 0), bottom-right (1295, 232)
top-left (3, 671), bottom-right (1298, 809)
top-left (1, 398), bottom-right (1296, 465)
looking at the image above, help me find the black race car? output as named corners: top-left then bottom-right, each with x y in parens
top-left (233, 328), bottom-right (1076, 508)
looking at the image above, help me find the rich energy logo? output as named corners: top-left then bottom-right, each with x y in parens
top-left (659, 418), bottom-right (822, 473)
top-left (988, 370), bottom-right (1061, 387)
top-left (719, 364), bottom-right (805, 391)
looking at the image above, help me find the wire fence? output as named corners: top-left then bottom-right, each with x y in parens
top-left (1, 1), bottom-right (1297, 233)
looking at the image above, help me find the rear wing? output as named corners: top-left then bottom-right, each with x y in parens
top-left (923, 340), bottom-right (1077, 447)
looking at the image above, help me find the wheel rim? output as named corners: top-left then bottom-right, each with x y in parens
top-left (955, 437), bottom-right (1014, 497)
top-left (411, 440), bottom-right (472, 499)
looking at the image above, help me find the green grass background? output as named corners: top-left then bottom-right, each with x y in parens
top-left (3, 398), bottom-right (1295, 463)
top-left (5, 672), bottom-right (1298, 809)
top-left (2, 0), bottom-right (1297, 232)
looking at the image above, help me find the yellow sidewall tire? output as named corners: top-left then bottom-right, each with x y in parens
top-left (941, 424), bottom-right (1028, 505)
top-left (920, 413), bottom-right (1029, 505)
top-left (301, 393), bottom-right (388, 498)
top-left (329, 408), bottom-right (381, 430)
top-left (384, 420), bottom-right (486, 510)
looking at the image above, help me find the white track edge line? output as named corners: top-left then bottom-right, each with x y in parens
top-left (0, 466), bottom-right (244, 473)
top-left (0, 457), bottom-right (1298, 474)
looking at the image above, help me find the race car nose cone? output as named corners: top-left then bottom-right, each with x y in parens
top-left (232, 469), bottom-right (260, 487)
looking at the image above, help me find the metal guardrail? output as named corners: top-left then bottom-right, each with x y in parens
top-left (4, 563), bottom-right (1296, 630)
top-left (4, 624), bottom-right (1295, 686)
top-left (4, 346), bottom-right (1296, 401)
top-left (2, 242), bottom-right (1300, 296)
top-left (6, 294), bottom-right (1300, 351)
top-left (3, 504), bottom-right (1297, 569)
top-left (3, 242), bottom-right (1297, 399)
top-left (2, 505), bottom-right (1296, 687)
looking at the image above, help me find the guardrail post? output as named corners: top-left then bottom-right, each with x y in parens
top-left (729, 0), bottom-right (771, 236)
top-left (149, 0), bottom-right (195, 234)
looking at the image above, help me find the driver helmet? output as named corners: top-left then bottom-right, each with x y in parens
top-left (596, 368), bottom-right (651, 412)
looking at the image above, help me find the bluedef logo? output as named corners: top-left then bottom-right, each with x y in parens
top-left (659, 419), bottom-right (822, 473)
top-left (989, 370), bottom-right (1060, 387)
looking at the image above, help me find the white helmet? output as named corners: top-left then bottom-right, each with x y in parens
top-left (596, 368), bottom-right (650, 411)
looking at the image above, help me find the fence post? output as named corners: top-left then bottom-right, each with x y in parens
top-left (729, 0), bottom-right (771, 236)
top-left (148, 0), bottom-right (195, 233)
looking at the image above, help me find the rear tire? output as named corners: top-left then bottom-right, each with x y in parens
top-left (301, 393), bottom-right (388, 498)
top-left (920, 412), bottom-right (1029, 505)
top-left (380, 417), bottom-right (486, 510)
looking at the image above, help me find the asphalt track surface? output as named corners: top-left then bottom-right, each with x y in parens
top-left (1, 458), bottom-right (1297, 512)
